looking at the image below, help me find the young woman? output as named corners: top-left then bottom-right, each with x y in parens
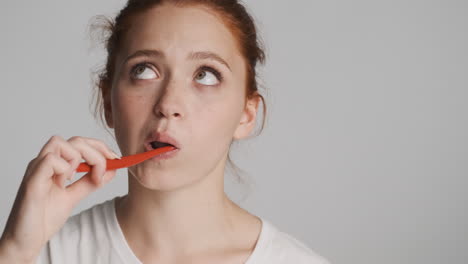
top-left (0, 1), bottom-right (330, 263)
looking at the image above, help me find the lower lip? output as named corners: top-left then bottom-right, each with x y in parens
top-left (149, 148), bottom-right (179, 161)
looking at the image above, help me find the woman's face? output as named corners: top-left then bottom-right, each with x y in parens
top-left (105, 4), bottom-right (258, 190)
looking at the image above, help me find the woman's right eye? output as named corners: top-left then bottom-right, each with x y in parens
top-left (130, 63), bottom-right (158, 80)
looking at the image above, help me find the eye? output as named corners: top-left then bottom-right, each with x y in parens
top-left (195, 66), bottom-right (222, 86)
top-left (130, 63), bottom-right (158, 80)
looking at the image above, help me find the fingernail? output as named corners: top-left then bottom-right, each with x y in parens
top-left (68, 170), bottom-right (76, 181)
top-left (111, 150), bottom-right (121, 159)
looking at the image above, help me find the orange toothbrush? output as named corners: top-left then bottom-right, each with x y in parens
top-left (76, 146), bottom-right (176, 173)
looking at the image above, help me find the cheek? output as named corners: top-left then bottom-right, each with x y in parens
top-left (198, 100), bottom-right (241, 144)
top-left (112, 91), bottom-right (150, 153)
top-left (194, 84), bottom-right (245, 142)
top-left (114, 92), bottom-right (148, 125)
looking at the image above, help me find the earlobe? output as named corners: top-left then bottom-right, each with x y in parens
top-left (233, 96), bottom-right (260, 140)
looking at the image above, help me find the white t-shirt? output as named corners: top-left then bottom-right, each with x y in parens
top-left (36, 196), bottom-right (330, 264)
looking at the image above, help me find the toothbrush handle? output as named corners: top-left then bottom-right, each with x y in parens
top-left (76, 146), bottom-right (176, 173)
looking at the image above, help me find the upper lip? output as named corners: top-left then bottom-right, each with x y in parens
top-left (145, 131), bottom-right (180, 150)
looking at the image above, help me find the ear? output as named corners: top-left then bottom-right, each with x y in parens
top-left (233, 94), bottom-right (261, 140)
top-left (101, 80), bottom-right (114, 129)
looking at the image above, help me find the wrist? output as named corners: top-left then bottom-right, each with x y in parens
top-left (0, 238), bottom-right (36, 264)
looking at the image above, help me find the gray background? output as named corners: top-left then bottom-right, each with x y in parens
top-left (1, 1), bottom-right (467, 263)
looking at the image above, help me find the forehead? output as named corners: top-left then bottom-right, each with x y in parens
top-left (119, 4), bottom-right (242, 65)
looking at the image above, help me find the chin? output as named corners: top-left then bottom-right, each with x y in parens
top-left (131, 169), bottom-right (200, 192)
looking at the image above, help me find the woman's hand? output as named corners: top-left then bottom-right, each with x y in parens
top-left (0, 135), bottom-right (119, 263)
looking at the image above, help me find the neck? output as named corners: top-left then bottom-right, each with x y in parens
top-left (115, 160), bottom-right (252, 258)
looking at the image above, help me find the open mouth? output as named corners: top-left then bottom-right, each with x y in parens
top-left (145, 131), bottom-right (180, 152)
top-left (146, 140), bottom-right (180, 161)
top-left (149, 141), bottom-right (176, 150)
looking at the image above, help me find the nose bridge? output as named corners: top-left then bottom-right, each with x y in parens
top-left (154, 74), bottom-right (184, 119)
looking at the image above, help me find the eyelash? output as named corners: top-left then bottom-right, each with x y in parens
top-left (129, 62), bottom-right (223, 82)
top-left (199, 65), bottom-right (223, 82)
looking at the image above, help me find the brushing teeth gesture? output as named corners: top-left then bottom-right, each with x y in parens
top-left (0, 135), bottom-right (119, 263)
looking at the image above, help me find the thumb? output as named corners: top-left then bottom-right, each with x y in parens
top-left (66, 170), bottom-right (117, 204)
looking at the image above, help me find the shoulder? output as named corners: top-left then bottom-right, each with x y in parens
top-left (258, 219), bottom-right (331, 264)
top-left (270, 229), bottom-right (331, 264)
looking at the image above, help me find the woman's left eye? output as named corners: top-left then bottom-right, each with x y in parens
top-left (195, 67), bottom-right (221, 86)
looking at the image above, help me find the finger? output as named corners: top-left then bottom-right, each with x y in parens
top-left (66, 169), bottom-right (117, 204)
top-left (69, 136), bottom-right (120, 160)
top-left (101, 169), bottom-right (117, 185)
top-left (31, 152), bottom-right (73, 188)
top-left (67, 138), bottom-right (107, 185)
top-left (36, 135), bottom-right (82, 173)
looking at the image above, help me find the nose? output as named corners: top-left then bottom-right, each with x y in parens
top-left (153, 79), bottom-right (185, 120)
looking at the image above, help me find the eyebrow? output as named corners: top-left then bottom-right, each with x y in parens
top-left (187, 51), bottom-right (232, 72)
top-left (123, 49), bottom-right (232, 72)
